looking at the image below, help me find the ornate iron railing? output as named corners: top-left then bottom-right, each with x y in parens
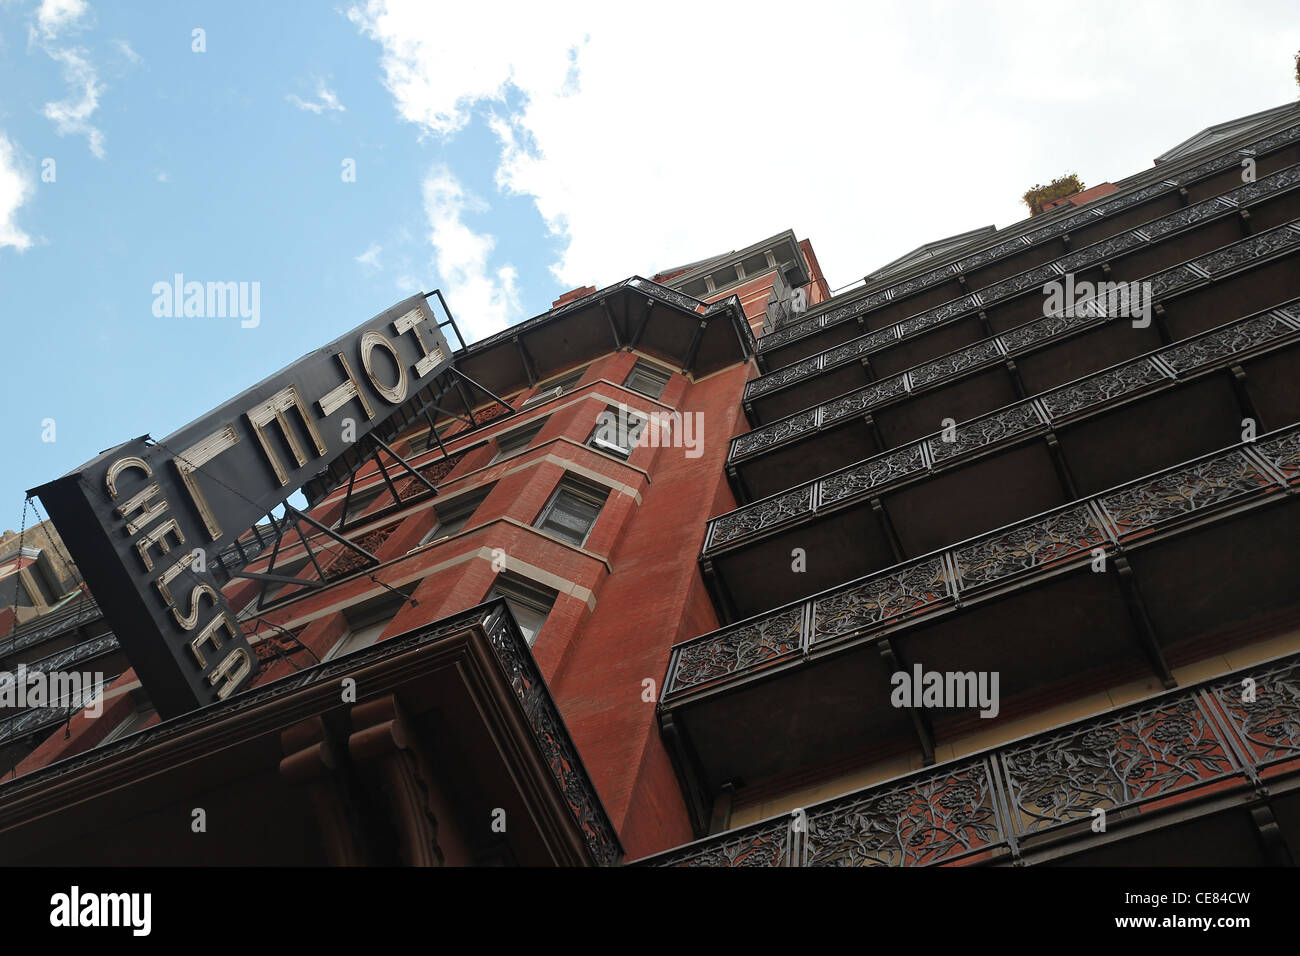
top-left (465, 275), bottom-right (751, 355)
top-left (0, 599), bottom-right (102, 657)
top-left (746, 165), bottom-right (1300, 400)
top-left (708, 303), bottom-right (1300, 552)
top-left (730, 223), bottom-right (1300, 464)
top-left (669, 425), bottom-right (1300, 703)
top-left (757, 121), bottom-right (1300, 356)
top-left (644, 650), bottom-right (1300, 866)
top-left (0, 669), bottom-right (118, 746)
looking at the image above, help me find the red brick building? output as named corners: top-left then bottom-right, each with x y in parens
top-left (4, 104), bottom-right (1300, 867)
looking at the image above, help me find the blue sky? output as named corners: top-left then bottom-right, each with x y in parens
top-left (0, 1), bottom-right (565, 532)
top-left (2, 0), bottom-right (1299, 531)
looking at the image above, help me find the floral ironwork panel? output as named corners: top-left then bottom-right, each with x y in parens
top-left (656, 818), bottom-right (794, 867)
top-left (1209, 657), bottom-right (1300, 768)
top-left (818, 444), bottom-right (926, 506)
top-left (928, 402), bottom-right (1043, 463)
top-left (952, 504), bottom-right (1108, 591)
top-left (803, 760), bottom-right (1004, 866)
top-left (1192, 225), bottom-right (1300, 276)
top-left (1159, 312), bottom-right (1297, 374)
top-left (908, 339), bottom-right (1002, 388)
top-left (707, 484), bottom-right (814, 549)
top-left (745, 355), bottom-right (822, 397)
top-left (1000, 694), bottom-right (1237, 835)
top-left (667, 606), bottom-right (805, 694)
top-left (484, 610), bottom-right (621, 865)
top-left (1097, 450), bottom-right (1271, 538)
top-left (1254, 428), bottom-right (1300, 483)
top-left (819, 376), bottom-right (908, 425)
top-left (1146, 263), bottom-right (1198, 299)
top-left (811, 557), bottom-right (951, 645)
top-left (1038, 359), bottom-right (1168, 421)
top-left (731, 408), bottom-right (818, 459)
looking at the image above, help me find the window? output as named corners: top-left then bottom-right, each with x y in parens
top-left (324, 590), bottom-right (412, 661)
top-left (341, 485), bottom-right (384, 525)
top-left (262, 555), bottom-right (314, 603)
top-left (521, 366), bottom-right (588, 409)
top-left (487, 576), bottom-right (557, 646)
top-left (588, 405), bottom-right (647, 459)
top-left (547, 365), bottom-right (589, 393)
top-left (405, 429), bottom-right (433, 455)
top-left (534, 479), bottom-right (609, 547)
top-left (97, 700), bottom-right (156, 746)
top-left (490, 417), bottom-right (548, 464)
top-left (520, 387), bottom-right (561, 410)
top-left (624, 360), bottom-right (672, 399)
top-left (419, 485), bottom-right (492, 545)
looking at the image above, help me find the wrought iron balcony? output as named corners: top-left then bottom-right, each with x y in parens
top-left (0, 600), bottom-right (623, 866)
top-left (729, 224), bottom-right (1300, 477)
top-left (0, 632), bottom-right (124, 749)
top-left (708, 303), bottom-right (1300, 558)
top-left (643, 649), bottom-right (1300, 866)
top-left (756, 121), bottom-right (1300, 362)
top-left (744, 164), bottom-right (1300, 419)
top-left (672, 424), bottom-right (1300, 705)
top-left (457, 275), bottom-right (753, 394)
top-left (0, 599), bottom-right (103, 658)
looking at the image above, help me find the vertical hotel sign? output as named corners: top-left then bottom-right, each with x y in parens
top-left (33, 294), bottom-right (452, 718)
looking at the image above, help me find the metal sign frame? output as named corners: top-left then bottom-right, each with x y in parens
top-left (33, 293), bottom-right (461, 718)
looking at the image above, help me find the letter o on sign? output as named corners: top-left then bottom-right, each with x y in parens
top-left (360, 330), bottom-right (408, 404)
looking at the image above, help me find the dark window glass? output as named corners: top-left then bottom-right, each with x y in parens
top-left (588, 405), bottom-right (646, 459)
top-left (623, 361), bottom-right (672, 399)
top-left (421, 485), bottom-right (492, 544)
top-left (491, 417), bottom-right (548, 463)
top-left (535, 480), bottom-right (609, 546)
top-left (487, 576), bottom-right (557, 645)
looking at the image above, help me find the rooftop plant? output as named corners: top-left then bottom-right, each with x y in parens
top-left (1022, 173), bottom-right (1086, 216)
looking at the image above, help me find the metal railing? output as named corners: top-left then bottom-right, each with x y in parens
top-left (756, 120), bottom-right (1300, 356)
top-left (746, 164), bottom-right (1300, 399)
top-left (709, 303), bottom-right (1300, 552)
top-left (669, 424), bottom-right (1300, 702)
top-left (731, 223), bottom-right (1300, 464)
top-left (643, 649), bottom-right (1300, 866)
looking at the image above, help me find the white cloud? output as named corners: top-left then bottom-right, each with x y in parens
top-left (421, 165), bottom-right (520, 342)
top-left (287, 80), bottom-right (346, 115)
top-left (42, 46), bottom-right (105, 158)
top-left (351, 0), bottom-right (1300, 299)
top-left (35, 0), bottom-right (88, 39)
top-left (0, 134), bottom-right (34, 252)
top-left (355, 241), bottom-right (383, 271)
top-left (32, 1), bottom-right (106, 158)
top-left (112, 38), bottom-right (140, 64)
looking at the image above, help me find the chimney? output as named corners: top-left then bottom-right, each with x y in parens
top-left (552, 286), bottom-right (597, 308)
top-left (1040, 182), bottom-right (1120, 214)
